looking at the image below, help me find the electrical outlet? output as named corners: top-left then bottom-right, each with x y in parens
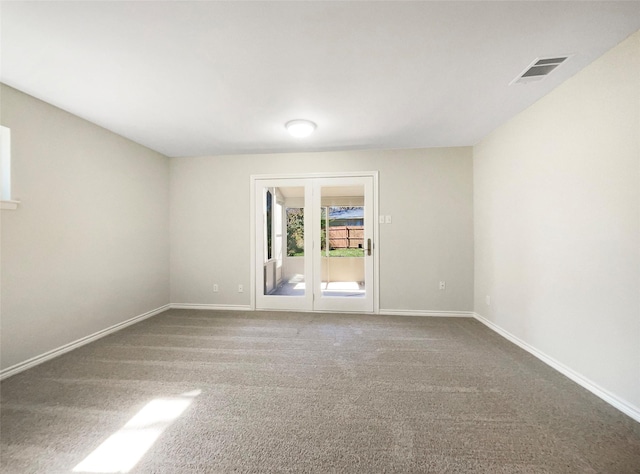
top-left (486, 295), bottom-right (491, 305)
top-left (379, 215), bottom-right (385, 224)
top-left (385, 215), bottom-right (392, 224)
top-left (213, 284), bottom-right (219, 293)
top-left (439, 281), bottom-right (446, 290)
top-left (238, 284), bottom-right (244, 293)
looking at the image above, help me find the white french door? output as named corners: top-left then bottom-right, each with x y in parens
top-left (254, 178), bottom-right (313, 311)
top-left (253, 174), bottom-right (376, 313)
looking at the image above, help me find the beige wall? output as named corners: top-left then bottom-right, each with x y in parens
top-left (170, 147), bottom-right (474, 312)
top-left (0, 84), bottom-right (170, 370)
top-left (474, 32), bottom-right (640, 411)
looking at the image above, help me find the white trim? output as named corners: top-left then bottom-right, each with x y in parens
top-left (473, 312), bottom-right (640, 423)
top-left (170, 303), bottom-right (252, 311)
top-left (250, 171), bottom-right (380, 180)
top-left (169, 304), bottom-right (471, 318)
top-left (380, 309), bottom-right (473, 318)
top-left (255, 307), bottom-right (370, 314)
top-left (0, 304), bottom-right (170, 381)
top-left (373, 171), bottom-right (380, 314)
top-left (1, 199), bottom-right (20, 210)
top-left (249, 176), bottom-right (256, 311)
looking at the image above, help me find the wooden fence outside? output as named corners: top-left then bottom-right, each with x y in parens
top-left (328, 226), bottom-right (364, 249)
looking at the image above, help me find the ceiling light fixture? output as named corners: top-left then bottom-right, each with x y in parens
top-left (285, 119), bottom-right (316, 138)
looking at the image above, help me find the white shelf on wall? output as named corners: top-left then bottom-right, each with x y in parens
top-left (1, 125), bottom-right (15, 208)
top-left (1, 200), bottom-right (20, 210)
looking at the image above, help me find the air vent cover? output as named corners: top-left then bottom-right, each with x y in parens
top-left (511, 56), bottom-right (569, 84)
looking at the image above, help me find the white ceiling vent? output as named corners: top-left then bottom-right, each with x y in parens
top-left (511, 56), bottom-right (569, 84)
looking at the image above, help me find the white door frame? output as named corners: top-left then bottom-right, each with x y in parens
top-left (250, 171), bottom-right (379, 313)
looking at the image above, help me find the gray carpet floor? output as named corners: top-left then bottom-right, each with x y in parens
top-left (1, 309), bottom-right (639, 473)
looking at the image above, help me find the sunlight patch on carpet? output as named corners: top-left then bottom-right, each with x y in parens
top-left (73, 389), bottom-right (201, 473)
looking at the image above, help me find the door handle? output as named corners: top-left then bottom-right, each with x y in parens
top-left (367, 238), bottom-right (372, 256)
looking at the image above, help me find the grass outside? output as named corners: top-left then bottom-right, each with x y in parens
top-left (289, 248), bottom-right (364, 257)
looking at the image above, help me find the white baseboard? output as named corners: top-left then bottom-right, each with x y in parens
top-left (170, 303), bottom-right (252, 311)
top-left (0, 304), bottom-right (171, 381)
top-left (380, 309), bottom-right (473, 318)
top-left (473, 312), bottom-right (640, 424)
top-left (170, 305), bottom-right (472, 317)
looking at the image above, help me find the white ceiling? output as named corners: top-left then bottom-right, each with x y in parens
top-left (1, 1), bottom-right (639, 158)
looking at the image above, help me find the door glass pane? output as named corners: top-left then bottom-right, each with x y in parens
top-left (319, 185), bottom-right (365, 298)
top-left (263, 186), bottom-right (305, 297)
